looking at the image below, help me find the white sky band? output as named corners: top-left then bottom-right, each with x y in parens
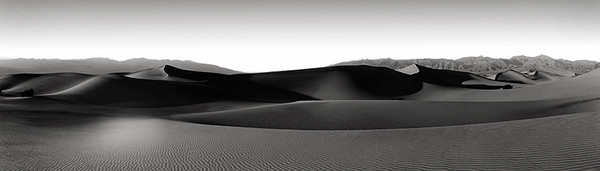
top-left (0, 0), bottom-right (598, 72)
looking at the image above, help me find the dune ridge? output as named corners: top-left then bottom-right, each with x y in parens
top-left (172, 96), bottom-right (600, 130)
top-left (126, 65), bottom-right (228, 82)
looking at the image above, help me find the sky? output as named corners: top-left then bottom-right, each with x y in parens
top-left (0, 0), bottom-right (599, 72)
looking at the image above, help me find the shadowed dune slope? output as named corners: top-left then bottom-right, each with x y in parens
top-left (203, 75), bottom-right (318, 102)
top-left (244, 65), bottom-right (422, 100)
top-left (404, 64), bottom-right (514, 89)
top-left (46, 74), bottom-right (229, 107)
top-left (0, 73), bottom-right (93, 95)
top-left (172, 96), bottom-right (600, 130)
top-left (126, 65), bottom-right (228, 81)
top-left (0, 74), bottom-right (41, 91)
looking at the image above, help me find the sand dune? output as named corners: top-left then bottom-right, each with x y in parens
top-left (533, 70), bottom-right (570, 82)
top-left (123, 65), bottom-right (320, 103)
top-left (408, 68), bottom-right (600, 101)
top-left (1, 64), bottom-right (596, 107)
top-left (246, 65), bottom-right (422, 100)
top-left (492, 69), bottom-right (570, 85)
top-left (401, 64), bottom-right (516, 89)
top-left (47, 74), bottom-right (228, 107)
top-left (0, 73), bottom-right (93, 96)
top-left (495, 69), bottom-right (539, 84)
top-left (172, 96), bottom-right (600, 130)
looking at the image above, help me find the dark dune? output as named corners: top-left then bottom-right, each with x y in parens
top-left (245, 65), bottom-right (423, 100)
top-left (203, 75), bottom-right (318, 102)
top-left (126, 65), bottom-right (317, 102)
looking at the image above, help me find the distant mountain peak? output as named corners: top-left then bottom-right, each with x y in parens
top-left (535, 54), bottom-right (551, 58)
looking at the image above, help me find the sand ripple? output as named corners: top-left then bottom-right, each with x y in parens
top-left (2, 112), bottom-right (600, 170)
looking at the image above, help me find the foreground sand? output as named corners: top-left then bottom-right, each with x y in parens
top-left (2, 111), bottom-right (600, 170)
top-left (2, 65), bottom-right (600, 169)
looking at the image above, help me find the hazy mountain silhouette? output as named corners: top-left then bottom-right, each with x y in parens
top-left (0, 58), bottom-right (239, 75)
top-left (334, 55), bottom-right (600, 76)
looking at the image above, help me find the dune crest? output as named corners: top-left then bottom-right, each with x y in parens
top-left (126, 65), bottom-right (227, 81)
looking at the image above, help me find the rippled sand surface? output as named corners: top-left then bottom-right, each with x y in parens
top-left (3, 112), bottom-right (600, 170)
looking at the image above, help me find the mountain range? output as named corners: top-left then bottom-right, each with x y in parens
top-left (335, 55), bottom-right (600, 76)
top-left (1, 55), bottom-right (598, 76)
top-left (0, 58), bottom-right (239, 75)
